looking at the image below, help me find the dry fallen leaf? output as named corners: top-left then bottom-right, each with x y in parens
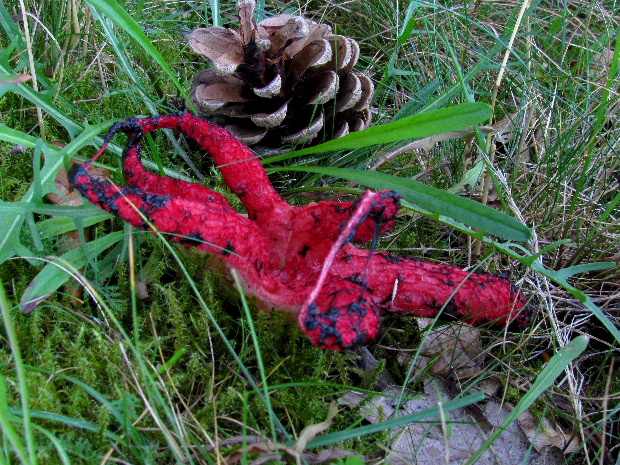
top-left (339, 378), bottom-right (565, 465)
top-left (517, 409), bottom-right (579, 455)
top-left (294, 401), bottom-right (339, 453)
top-left (347, 322), bottom-right (578, 464)
top-left (198, 434), bottom-right (358, 465)
top-left (409, 319), bottom-right (487, 380)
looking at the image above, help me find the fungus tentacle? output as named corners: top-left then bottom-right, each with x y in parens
top-left (69, 113), bottom-right (530, 351)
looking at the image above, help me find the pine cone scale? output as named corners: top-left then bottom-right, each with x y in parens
top-left (189, 0), bottom-right (373, 149)
top-left (253, 74), bottom-right (282, 98)
top-left (189, 27), bottom-right (245, 74)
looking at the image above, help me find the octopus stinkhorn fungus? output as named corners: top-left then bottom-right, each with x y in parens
top-left (68, 113), bottom-right (529, 351)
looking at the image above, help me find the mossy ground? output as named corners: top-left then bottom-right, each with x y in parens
top-left (1, 0), bottom-right (619, 463)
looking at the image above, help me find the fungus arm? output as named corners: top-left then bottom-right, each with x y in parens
top-left (67, 163), bottom-right (270, 267)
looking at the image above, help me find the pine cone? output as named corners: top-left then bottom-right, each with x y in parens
top-left (188, 0), bottom-right (373, 150)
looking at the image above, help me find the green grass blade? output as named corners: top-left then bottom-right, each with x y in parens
top-left (305, 390), bottom-right (485, 449)
top-left (86, 9), bottom-right (199, 165)
top-left (0, 373), bottom-right (30, 464)
top-left (0, 279), bottom-right (37, 465)
top-left (8, 408), bottom-right (124, 443)
top-left (263, 103), bottom-right (492, 163)
top-left (1, 362), bottom-right (139, 439)
top-left (232, 270), bottom-right (279, 443)
top-left (38, 214), bottom-right (113, 240)
top-left (528, 260), bottom-right (620, 343)
top-left (153, 348), bottom-right (186, 378)
top-left (581, 299), bottom-right (620, 345)
top-left (207, 0), bottom-right (222, 26)
top-left (5, 409), bottom-right (106, 464)
top-left (464, 335), bottom-right (589, 465)
top-left (32, 426), bottom-right (70, 465)
top-left (0, 124), bottom-right (52, 148)
top-left (269, 166), bottom-right (531, 241)
top-left (32, 141), bottom-right (45, 193)
top-left (19, 231), bottom-right (125, 313)
top-left (85, 0), bottom-right (191, 105)
top-left (0, 202), bottom-right (114, 218)
top-left (0, 122), bottom-right (119, 157)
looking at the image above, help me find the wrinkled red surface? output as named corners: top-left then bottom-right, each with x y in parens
top-left (69, 113), bottom-right (529, 351)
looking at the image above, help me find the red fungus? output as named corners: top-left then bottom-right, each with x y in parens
top-left (69, 113), bottom-right (529, 351)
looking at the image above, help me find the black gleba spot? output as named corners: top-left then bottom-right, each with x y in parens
top-left (220, 240), bottom-right (236, 256)
top-left (179, 232), bottom-right (204, 246)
